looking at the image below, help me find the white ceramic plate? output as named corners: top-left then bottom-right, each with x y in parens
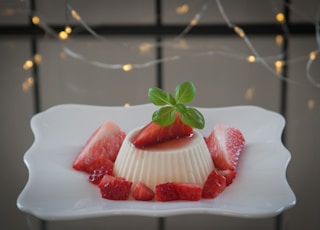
top-left (17, 104), bottom-right (296, 220)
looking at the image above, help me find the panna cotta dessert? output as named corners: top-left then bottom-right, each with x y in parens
top-left (114, 128), bottom-right (214, 191)
top-left (72, 81), bottom-right (245, 201)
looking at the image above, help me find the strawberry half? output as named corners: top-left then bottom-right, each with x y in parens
top-left (205, 124), bottom-right (245, 171)
top-left (133, 182), bottom-right (155, 201)
top-left (202, 170), bottom-right (226, 199)
top-left (132, 113), bottom-right (193, 148)
top-left (98, 175), bottom-right (132, 200)
top-left (73, 120), bottom-right (126, 173)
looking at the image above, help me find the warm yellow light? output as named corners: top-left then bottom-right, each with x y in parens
top-left (275, 34), bottom-right (283, 45)
top-left (244, 87), bottom-right (255, 101)
top-left (65, 26), bottom-right (72, 34)
top-left (32, 16), bottom-right (40, 25)
top-left (275, 60), bottom-right (284, 74)
top-left (124, 103), bottom-right (131, 107)
top-left (247, 55), bottom-right (256, 63)
top-left (123, 64), bottom-right (133, 72)
top-left (275, 60), bottom-right (284, 68)
top-left (22, 81), bottom-right (29, 92)
top-left (34, 54), bottom-right (42, 64)
top-left (27, 76), bottom-right (34, 85)
top-left (177, 39), bottom-right (189, 49)
top-left (71, 10), bottom-right (81, 21)
top-left (139, 43), bottom-right (152, 54)
top-left (176, 4), bottom-right (189, 15)
top-left (23, 60), bottom-right (33, 70)
top-left (276, 13), bottom-right (285, 23)
top-left (309, 51), bottom-right (317, 61)
top-left (307, 99), bottom-right (315, 110)
top-left (59, 31), bottom-right (69, 40)
top-left (190, 18), bottom-right (198, 26)
top-left (234, 26), bottom-right (245, 38)
top-left (60, 51), bottom-right (67, 59)
top-left (3, 8), bottom-right (14, 16)
top-left (22, 77), bottom-right (34, 92)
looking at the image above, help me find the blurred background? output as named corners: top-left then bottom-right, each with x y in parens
top-left (1, 0), bottom-right (319, 229)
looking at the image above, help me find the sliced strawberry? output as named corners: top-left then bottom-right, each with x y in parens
top-left (73, 120), bottom-right (126, 173)
top-left (155, 182), bottom-right (179, 201)
top-left (98, 174), bottom-right (115, 189)
top-left (202, 170), bottom-right (226, 199)
top-left (205, 124), bottom-right (245, 171)
top-left (133, 182), bottom-right (155, 201)
top-left (218, 169), bottom-right (237, 186)
top-left (172, 183), bottom-right (202, 201)
top-left (132, 113), bottom-right (193, 148)
top-left (88, 165), bottom-right (114, 185)
top-left (98, 175), bottom-right (132, 200)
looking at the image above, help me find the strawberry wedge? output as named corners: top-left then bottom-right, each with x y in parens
top-left (205, 124), bottom-right (245, 171)
top-left (132, 113), bottom-right (193, 148)
top-left (73, 120), bottom-right (126, 174)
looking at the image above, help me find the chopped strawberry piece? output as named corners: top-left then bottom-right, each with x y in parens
top-left (172, 183), bottom-right (202, 201)
top-left (155, 183), bottom-right (179, 201)
top-left (132, 113), bottom-right (193, 148)
top-left (205, 124), bottom-right (245, 171)
top-left (98, 175), bottom-right (132, 200)
top-left (73, 120), bottom-right (126, 174)
top-left (88, 165), bottom-right (114, 185)
top-left (133, 182), bottom-right (155, 201)
top-left (202, 170), bottom-right (226, 199)
top-left (218, 169), bottom-right (237, 186)
top-left (98, 174), bottom-right (115, 189)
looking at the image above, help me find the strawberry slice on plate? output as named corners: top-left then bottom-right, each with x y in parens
top-left (155, 182), bottom-right (179, 201)
top-left (202, 170), bottom-right (226, 199)
top-left (98, 175), bottom-right (132, 200)
top-left (132, 113), bottom-right (193, 148)
top-left (73, 120), bottom-right (126, 174)
top-left (133, 182), bottom-right (155, 201)
top-left (205, 123), bottom-right (245, 171)
top-left (173, 183), bottom-right (202, 201)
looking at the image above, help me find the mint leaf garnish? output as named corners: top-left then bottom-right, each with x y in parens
top-left (175, 81), bottom-right (195, 104)
top-left (148, 81), bottom-right (205, 129)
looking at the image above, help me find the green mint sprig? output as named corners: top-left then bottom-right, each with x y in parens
top-left (148, 81), bottom-right (205, 129)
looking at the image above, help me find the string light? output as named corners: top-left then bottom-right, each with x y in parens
top-left (71, 9), bottom-right (81, 21)
top-left (247, 55), bottom-right (256, 63)
top-left (10, 0), bottom-right (319, 90)
top-left (233, 26), bottom-right (245, 38)
top-left (244, 87), bottom-right (255, 101)
top-left (122, 64), bottom-right (133, 72)
top-left (23, 60), bottom-right (33, 70)
top-left (275, 60), bottom-right (284, 74)
top-left (309, 50), bottom-right (317, 60)
top-left (65, 26), bottom-right (72, 34)
top-left (32, 16), bottom-right (40, 25)
top-left (276, 13), bottom-right (285, 23)
top-left (275, 34), bottom-right (284, 45)
top-left (33, 54), bottom-right (42, 64)
top-left (176, 4), bottom-right (189, 15)
top-left (307, 99), bottom-right (315, 110)
top-left (139, 43), bottom-right (152, 54)
top-left (22, 77), bottom-right (34, 92)
top-left (190, 18), bottom-right (198, 26)
top-left (59, 31), bottom-right (69, 40)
